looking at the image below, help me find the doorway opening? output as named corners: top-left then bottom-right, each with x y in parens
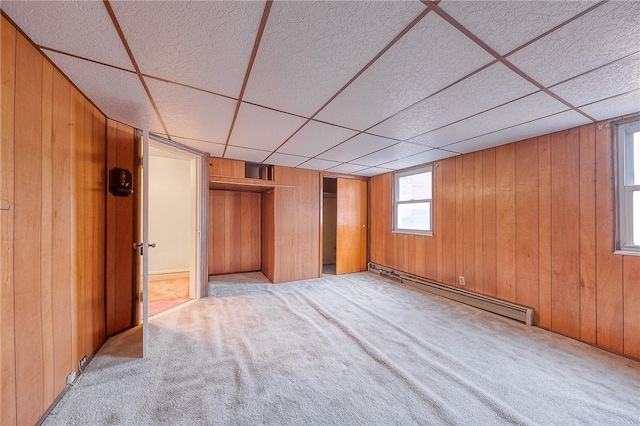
top-left (322, 177), bottom-right (337, 275)
top-left (146, 143), bottom-right (199, 316)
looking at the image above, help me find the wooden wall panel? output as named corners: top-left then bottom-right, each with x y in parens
top-left (579, 124), bottom-right (597, 344)
top-left (261, 189), bottom-right (275, 282)
top-left (594, 120), bottom-right (624, 353)
top-left (1, 19), bottom-right (108, 424)
top-left (13, 33), bottom-right (44, 425)
top-left (272, 167), bottom-right (320, 283)
top-left (515, 139), bottom-right (539, 313)
top-left (51, 69), bottom-right (72, 397)
top-left (209, 190), bottom-right (261, 275)
top-left (481, 149), bottom-right (496, 297)
top-left (209, 157), bottom-right (244, 178)
top-left (368, 115), bottom-right (640, 361)
top-left (495, 144), bottom-right (516, 301)
top-left (1, 17), bottom-right (17, 425)
top-left (538, 135), bottom-right (552, 328)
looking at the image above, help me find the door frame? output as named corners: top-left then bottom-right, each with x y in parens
top-left (147, 134), bottom-right (210, 299)
top-left (319, 172), bottom-right (370, 276)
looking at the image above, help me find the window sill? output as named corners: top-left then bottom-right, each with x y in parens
top-left (392, 230), bottom-right (433, 237)
top-left (613, 249), bottom-right (640, 257)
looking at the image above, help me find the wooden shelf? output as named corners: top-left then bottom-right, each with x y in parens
top-left (209, 175), bottom-right (293, 192)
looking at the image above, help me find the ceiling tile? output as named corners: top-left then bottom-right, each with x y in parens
top-left (45, 52), bottom-right (163, 133)
top-left (369, 62), bottom-right (538, 140)
top-left (225, 145), bottom-right (270, 163)
top-left (229, 103), bottom-right (307, 152)
top-left (579, 90), bottom-right (640, 121)
top-left (439, 0), bottom-right (599, 55)
top-left (146, 78), bottom-right (236, 143)
top-left (353, 167), bottom-right (392, 177)
top-left (325, 163), bottom-right (368, 175)
top-left (2, 1), bottom-right (133, 70)
top-left (243, 0), bottom-right (426, 117)
top-left (171, 136), bottom-right (226, 157)
top-left (379, 149), bottom-right (458, 170)
top-left (351, 143), bottom-right (428, 167)
top-left (551, 53), bottom-right (640, 108)
top-left (408, 92), bottom-right (569, 148)
top-left (278, 121), bottom-right (358, 158)
top-left (318, 133), bottom-right (397, 162)
top-left (266, 153), bottom-right (308, 168)
top-left (445, 111), bottom-right (591, 154)
top-left (316, 13), bottom-right (494, 130)
top-left (110, 1), bottom-right (263, 97)
top-left (508, 1), bottom-right (640, 87)
top-left (298, 159), bottom-right (341, 171)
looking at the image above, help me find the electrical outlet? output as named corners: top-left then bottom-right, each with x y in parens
top-left (78, 355), bottom-right (87, 373)
top-left (458, 276), bottom-right (465, 286)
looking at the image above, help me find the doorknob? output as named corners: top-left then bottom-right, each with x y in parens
top-left (133, 242), bottom-right (156, 255)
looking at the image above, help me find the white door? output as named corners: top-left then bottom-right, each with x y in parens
top-left (141, 126), bottom-right (151, 358)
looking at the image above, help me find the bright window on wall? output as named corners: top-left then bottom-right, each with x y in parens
top-left (393, 166), bottom-right (433, 235)
top-left (614, 118), bottom-right (640, 255)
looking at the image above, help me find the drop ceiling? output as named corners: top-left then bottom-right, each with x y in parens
top-left (2, 0), bottom-right (639, 176)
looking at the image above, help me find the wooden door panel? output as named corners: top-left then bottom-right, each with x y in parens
top-left (336, 179), bottom-right (367, 275)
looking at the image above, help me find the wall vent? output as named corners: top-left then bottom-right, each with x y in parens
top-left (368, 263), bottom-right (534, 326)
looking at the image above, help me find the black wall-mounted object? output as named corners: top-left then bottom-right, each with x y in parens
top-left (109, 168), bottom-right (133, 197)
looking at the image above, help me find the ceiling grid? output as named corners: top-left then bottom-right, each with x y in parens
top-left (2, 0), bottom-right (638, 176)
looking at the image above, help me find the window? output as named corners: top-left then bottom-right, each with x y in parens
top-left (614, 118), bottom-right (640, 254)
top-left (393, 166), bottom-right (433, 235)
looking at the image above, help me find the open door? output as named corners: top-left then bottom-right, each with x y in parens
top-left (336, 178), bottom-right (367, 275)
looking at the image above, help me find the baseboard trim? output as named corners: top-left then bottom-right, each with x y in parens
top-left (149, 270), bottom-right (189, 281)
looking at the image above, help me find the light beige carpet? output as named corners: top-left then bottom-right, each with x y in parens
top-left (44, 272), bottom-right (640, 425)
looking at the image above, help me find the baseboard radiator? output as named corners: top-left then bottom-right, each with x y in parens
top-left (368, 262), bottom-right (534, 326)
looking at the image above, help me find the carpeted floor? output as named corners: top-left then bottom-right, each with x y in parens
top-left (44, 272), bottom-right (640, 425)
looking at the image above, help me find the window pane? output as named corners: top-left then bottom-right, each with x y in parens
top-left (398, 171), bottom-right (432, 201)
top-left (397, 202), bottom-right (430, 231)
top-left (633, 191), bottom-right (640, 245)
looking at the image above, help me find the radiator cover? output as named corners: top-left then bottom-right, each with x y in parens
top-left (368, 262), bottom-right (534, 326)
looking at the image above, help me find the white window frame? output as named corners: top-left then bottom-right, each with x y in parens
top-left (393, 165), bottom-right (433, 236)
top-left (613, 117), bottom-right (640, 255)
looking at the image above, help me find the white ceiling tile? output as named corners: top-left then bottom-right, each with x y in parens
top-left (229, 103), bottom-right (307, 152)
top-left (110, 1), bottom-right (263, 97)
top-left (298, 158), bottom-right (341, 171)
top-left (146, 78), bottom-right (236, 143)
top-left (325, 163), bottom-right (368, 175)
top-left (44, 51), bottom-right (163, 133)
top-left (2, 1), bottom-right (133, 70)
top-left (316, 13), bottom-right (494, 130)
top-left (369, 63), bottom-right (538, 140)
top-left (225, 145), bottom-right (270, 163)
top-left (408, 92), bottom-right (569, 148)
top-left (318, 133), bottom-right (397, 162)
top-left (278, 121), bottom-right (358, 157)
top-left (170, 136), bottom-right (226, 158)
top-left (579, 90), bottom-right (640, 121)
top-left (266, 152), bottom-right (308, 168)
top-left (379, 149), bottom-right (458, 170)
top-left (446, 111), bottom-right (591, 154)
top-left (351, 143), bottom-right (428, 167)
top-left (244, 0), bottom-right (426, 117)
top-left (551, 53), bottom-right (640, 108)
top-left (508, 1), bottom-right (640, 87)
top-left (353, 167), bottom-right (392, 177)
top-left (439, 0), bottom-right (599, 55)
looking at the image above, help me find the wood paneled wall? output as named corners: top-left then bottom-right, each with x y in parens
top-left (270, 166), bottom-right (320, 283)
top-left (370, 118), bottom-right (640, 361)
top-left (1, 16), bottom-right (107, 425)
top-left (208, 190), bottom-right (261, 275)
top-left (105, 120), bottom-right (137, 336)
